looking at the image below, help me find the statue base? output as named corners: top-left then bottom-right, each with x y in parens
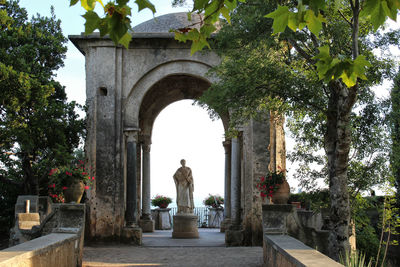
top-left (172, 214), bottom-right (199, 239)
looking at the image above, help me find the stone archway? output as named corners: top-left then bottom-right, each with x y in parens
top-left (70, 12), bottom-right (283, 246)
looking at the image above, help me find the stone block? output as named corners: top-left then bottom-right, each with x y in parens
top-left (208, 208), bottom-right (224, 228)
top-left (15, 195), bottom-right (38, 215)
top-left (159, 209), bottom-right (172, 230)
top-left (121, 227), bottom-right (142, 245)
top-left (225, 226), bottom-right (244, 246)
top-left (172, 214), bottom-right (199, 239)
top-left (18, 213), bottom-right (40, 230)
top-left (139, 219), bottom-right (155, 232)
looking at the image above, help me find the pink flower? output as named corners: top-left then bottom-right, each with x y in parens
top-left (51, 183), bottom-right (55, 188)
top-left (62, 186), bottom-right (68, 190)
top-left (49, 168), bottom-right (58, 176)
top-left (85, 185), bottom-right (89, 190)
top-left (260, 177), bottom-right (265, 182)
top-left (92, 177), bottom-right (95, 180)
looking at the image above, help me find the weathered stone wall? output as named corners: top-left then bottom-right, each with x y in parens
top-left (242, 116), bottom-right (271, 246)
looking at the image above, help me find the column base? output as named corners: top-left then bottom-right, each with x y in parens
top-left (121, 226), bottom-right (142, 245)
top-left (172, 214), bottom-right (199, 239)
top-left (139, 218), bottom-right (155, 232)
top-left (225, 224), bottom-right (244, 246)
top-left (220, 218), bottom-right (231, 233)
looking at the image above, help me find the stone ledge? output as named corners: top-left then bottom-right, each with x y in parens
top-left (0, 233), bottom-right (78, 267)
top-left (262, 204), bottom-right (294, 212)
top-left (264, 234), bottom-right (343, 267)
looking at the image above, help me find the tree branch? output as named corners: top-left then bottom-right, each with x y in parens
top-left (338, 9), bottom-right (353, 27)
top-left (287, 38), bottom-right (316, 64)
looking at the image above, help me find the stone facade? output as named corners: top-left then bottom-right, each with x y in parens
top-left (69, 12), bottom-right (286, 245)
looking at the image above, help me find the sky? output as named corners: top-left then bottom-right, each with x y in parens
top-left (18, 0), bottom-right (233, 207)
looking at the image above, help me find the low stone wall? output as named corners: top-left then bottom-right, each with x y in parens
top-left (263, 234), bottom-right (343, 267)
top-left (0, 233), bottom-right (79, 267)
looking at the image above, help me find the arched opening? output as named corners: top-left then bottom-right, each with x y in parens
top-left (150, 100), bottom-right (225, 208)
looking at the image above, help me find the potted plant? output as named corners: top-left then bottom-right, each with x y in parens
top-left (151, 195), bottom-right (172, 209)
top-left (256, 167), bottom-right (289, 204)
top-left (203, 194), bottom-right (224, 209)
top-left (204, 194), bottom-right (224, 228)
top-left (48, 160), bottom-right (94, 203)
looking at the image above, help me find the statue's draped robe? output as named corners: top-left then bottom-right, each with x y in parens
top-left (173, 166), bottom-right (194, 213)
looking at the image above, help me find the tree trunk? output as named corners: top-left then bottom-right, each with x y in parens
top-left (22, 152), bottom-right (38, 195)
top-left (325, 80), bottom-right (356, 260)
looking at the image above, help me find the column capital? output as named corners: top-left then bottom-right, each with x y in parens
top-left (139, 135), bottom-right (151, 153)
top-left (124, 127), bottom-right (140, 142)
top-left (223, 140), bottom-right (231, 153)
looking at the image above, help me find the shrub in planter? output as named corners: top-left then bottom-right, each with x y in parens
top-left (151, 195), bottom-right (172, 208)
top-left (204, 194), bottom-right (224, 208)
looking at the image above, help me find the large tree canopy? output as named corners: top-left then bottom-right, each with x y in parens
top-left (197, 0), bottom-right (397, 259)
top-left (0, 0), bottom-right (85, 198)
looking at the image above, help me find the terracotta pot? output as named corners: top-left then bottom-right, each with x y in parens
top-left (272, 179), bottom-right (290, 204)
top-left (64, 181), bottom-right (85, 203)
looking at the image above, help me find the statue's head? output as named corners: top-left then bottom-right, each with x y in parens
top-left (180, 159), bottom-right (186, 166)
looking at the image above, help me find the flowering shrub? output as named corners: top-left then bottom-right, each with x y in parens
top-left (203, 194), bottom-right (224, 208)
top-left (48, 160), bottom-right (94, 203)
top-left (151, 195), bottom-right (172, 208)
top-left (256, 169), bottom-right (285, 199)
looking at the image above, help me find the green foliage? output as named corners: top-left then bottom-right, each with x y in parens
top-left (339, 250), bottom-right (373, 267)
top-left (390, 69), bottom-right (400, 208)
top-left (0, 0), bottom-right (85, 235)
top-left (265, 0), bottom-right (399, 87)
top-left (151, 195), bottom-right (172, 208)
top-left (288, 189), bottom-right (330, 211)
top-left (71, 0), bottom-right (153, 48)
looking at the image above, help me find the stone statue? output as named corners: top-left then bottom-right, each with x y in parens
top-left (173, 159), bottom-right (194, 214)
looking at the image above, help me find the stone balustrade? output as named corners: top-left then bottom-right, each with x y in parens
top-left (263, 234), bottom-right (343, 267)
top-left (0, 233), bottom-right (80, 267)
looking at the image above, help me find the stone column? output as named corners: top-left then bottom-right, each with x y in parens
top-left (125, 129), bottom-right (139, 226)
top-left (139, 136), bottom-right (155, 232)
top-left (226, 136), bottom-right (244, 246)
top-left (221, 140), bottom-right (231, 232)
top-left (122, 128), bottom-right (142, 245)
top-left (230, 137), bottom-right (241, 226)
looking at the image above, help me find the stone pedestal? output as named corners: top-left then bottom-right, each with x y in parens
top-left (172, 214), bottom-right (199, 238)
top-left (151, 208), bottom-right (172, 230)
top-left (225, 224), bottom-right (244, 246)
top-left (208, 208), bottom-right (224, 228)
top-left (121, 226), bottom-right (142, 245)
top-left (139, 217), bottom-right (155, 233)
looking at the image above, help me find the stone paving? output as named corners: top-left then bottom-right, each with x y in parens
top-left (83, 229), bottom-right (263, 267)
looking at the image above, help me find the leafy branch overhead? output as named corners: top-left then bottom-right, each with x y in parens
top-left (265, 0), bottom-right (399, 87)
top-left (70, 0), bottom-right (155, 48)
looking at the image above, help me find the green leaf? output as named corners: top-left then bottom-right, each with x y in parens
top-left (118, 32), bottom-right (132, 49)
top-left (82, 11), bottom-right (100, 34)
top-left (81, 0), bottom-right (96, 11)
top-left (98, 18), bottom-right (109, 37)
top-left (200, 23), bottom-right (216, 36)
top-left (204, 0), bottom-right (220, 17)
top-left (360, 0), bottom-right (400, 31)
top-left (194, 0), bottom-right (209, 11)
top-left (265, 5), bottom-right (290, 34)
top-left (304, 10), bottom-right (322, 36)
top-left (135, 0), bottom-right (156, 13)
top-left (353, 55), bottom-right (372, 80)
top-left (70, 0), bottom-right (79, 6)
top-left (220, 6), bottom-right (231, 24)
top-left (224, 0), bottom-right (237, 11)
top-left (117, 0), bottom-right (129, 5)
top-left (304, 0), bottom-right (326, 15)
